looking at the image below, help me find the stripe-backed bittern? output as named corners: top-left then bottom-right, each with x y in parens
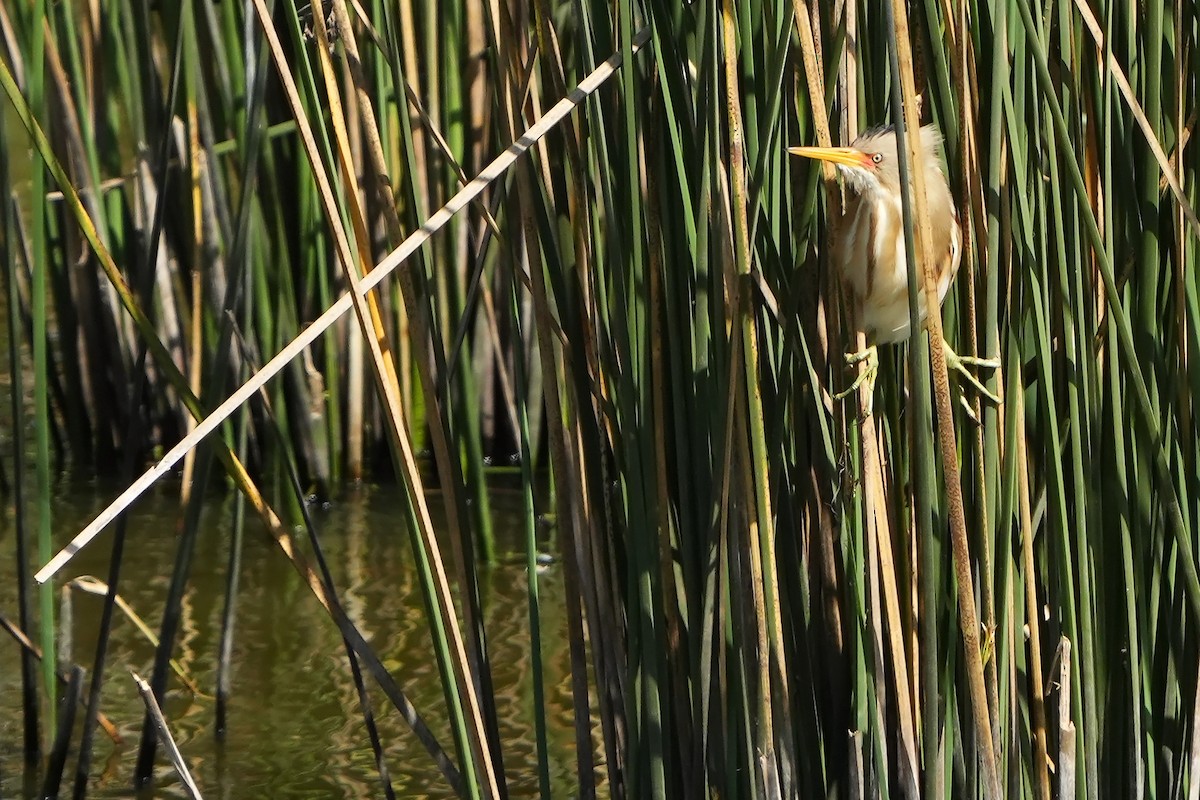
top-left (790, 125), bottom-right (998, 412)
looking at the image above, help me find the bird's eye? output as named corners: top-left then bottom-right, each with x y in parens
top-left (871, 153), bottom-right (884, 164)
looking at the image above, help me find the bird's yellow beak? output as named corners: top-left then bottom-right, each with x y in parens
top-left (788, 146), bottom-right (871, 169)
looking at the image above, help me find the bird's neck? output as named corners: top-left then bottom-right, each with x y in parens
top-left (840, 168), bottom-right (880, 197)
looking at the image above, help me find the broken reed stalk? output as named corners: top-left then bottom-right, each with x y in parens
top-left (132, 671), bottom-right (204, 800)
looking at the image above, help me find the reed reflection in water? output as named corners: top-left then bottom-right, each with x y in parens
top-left (0, 478), bottom-right (586, 798)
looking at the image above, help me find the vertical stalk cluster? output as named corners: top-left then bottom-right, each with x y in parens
top-left (2, 0), bottom-right (1198, 797)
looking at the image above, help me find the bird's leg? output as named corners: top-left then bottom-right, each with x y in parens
top-left (835, 345), bottom-right (880, 414)
top-left (942, 340), bottom-right (1001, 404)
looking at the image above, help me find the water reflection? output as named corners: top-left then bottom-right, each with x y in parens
top-left (0, 478), bottom-right (582, 798)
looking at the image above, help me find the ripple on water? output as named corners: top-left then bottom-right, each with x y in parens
top-left (1, 482), bottom-right (588, 798)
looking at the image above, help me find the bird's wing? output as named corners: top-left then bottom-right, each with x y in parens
top-left (936, 204), bottom-right (962, 304)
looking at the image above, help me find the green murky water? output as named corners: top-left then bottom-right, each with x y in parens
top-left (0, 479), bottom-right (585, 798)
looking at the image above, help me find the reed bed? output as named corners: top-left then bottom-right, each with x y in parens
top-left (2, 0), bottom-right (1199, 797)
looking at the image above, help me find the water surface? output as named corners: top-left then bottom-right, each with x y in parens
top-left (0, 478), bottom-right (583, 798)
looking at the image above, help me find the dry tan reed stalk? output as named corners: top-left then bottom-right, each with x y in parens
top-left (132, 670), bottom-right (203, 800)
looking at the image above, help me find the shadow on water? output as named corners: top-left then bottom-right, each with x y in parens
top-left (0, 477), bottom-right (584, 799)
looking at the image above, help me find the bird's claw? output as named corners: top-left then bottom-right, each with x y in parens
top-left (844, 347), bottom-right (877, 366)
top-left (834, 343), bottom-right (999, 421)
top-left (943, 341), bottom-right (1001, 406)
top-left (835, 345), bottom-right (880, 416)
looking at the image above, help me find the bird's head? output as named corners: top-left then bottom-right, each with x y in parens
top-left (789, 124), bottom-right (943, 197)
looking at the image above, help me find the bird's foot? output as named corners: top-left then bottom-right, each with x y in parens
top-left (943, 340), bottom-right (1001, 406)
top-left (835, 345), bottom-right (880, 415)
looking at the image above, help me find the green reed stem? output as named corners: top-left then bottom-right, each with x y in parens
top-left (28, 0), bottom-right (56, 740)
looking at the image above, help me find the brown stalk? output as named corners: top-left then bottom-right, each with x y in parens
top-left (885, 0), bottom-right (1000, 795)
top-left (946, 0), bottom-right (1004, 757)
top-left (791, 0), bottom-right (834, 186)
top-left (712, 271), bottom-right (743, 781)
top-left (132, 671), bottom-right (203, 800)
top-left (137, 122), bottom-right (188, 427)
top-left (180, 96), bottom-right (204, 503)
top-left (179, 267), bottom-right (203, 502)
top-left (342, 60), bottom-right (366, 481)
top-left (335, 0), bottom-right (522, 771)
top-left (37, 16), bottom-right (119, 442)
top-left (345, 323), bottom-right (365, 477)
top-left (863, 421), bottom-right (921, 794)
top-left (865, 476), bottom-right (890, 779)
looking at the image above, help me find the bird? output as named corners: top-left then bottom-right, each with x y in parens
top-left (789, 124), bottom-right (998, 414)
